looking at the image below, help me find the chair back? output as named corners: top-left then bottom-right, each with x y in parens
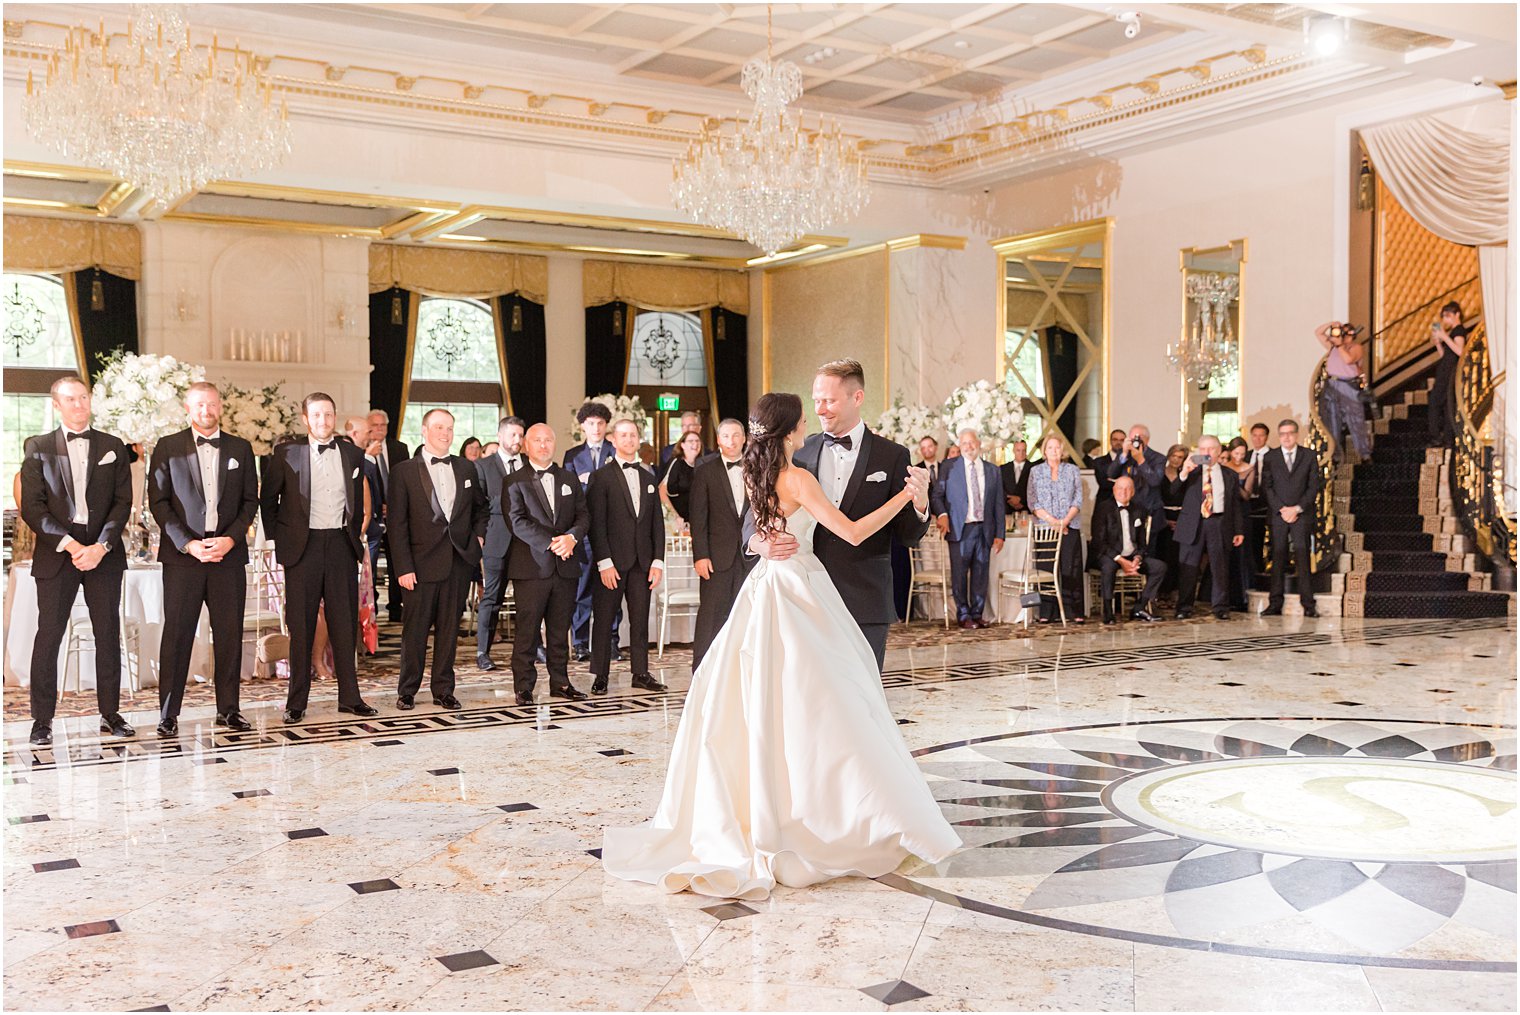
top-left (1027, 521), bottom-right (1064, 577)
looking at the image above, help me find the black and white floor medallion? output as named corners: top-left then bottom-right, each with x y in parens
top-left (888, 718), bottom-right (1516, 971)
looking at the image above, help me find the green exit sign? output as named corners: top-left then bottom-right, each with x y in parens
top-left (657, 394), bottom-right (680, 411)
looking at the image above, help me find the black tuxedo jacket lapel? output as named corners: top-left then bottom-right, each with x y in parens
top-left (83, 430), bottom-right (103, 508)
top-left (292, 443), bottom-right (311, 519)
top-left (610, 461), bottom-right (637, 518)
top-left (838, 429), bottom-right (874, 517)
top-left (51, 429), bottom-right (79, 522)
top-left (215, 440), bottom-right (235, 521)
top-left (450, 458), bottom-right (474, 522)
top-left (182, 432), bottom-right (207, 504)
top-left (526, 467), bottom-right (554, 522)
top-left (414, 456), bottom-right (445, 524)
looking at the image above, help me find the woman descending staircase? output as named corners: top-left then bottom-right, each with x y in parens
top-left (1340, 386), bottom-right (1511, 618)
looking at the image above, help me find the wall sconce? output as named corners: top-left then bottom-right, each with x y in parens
top-left (169, 285), bottom-right (198, 323)
top-left (1357, 156), bottom-right (1375, 212)
top-left (391, 290), bottom-right (404, 325)
top-left (89, 269), bottom-right (105, 311)
top-left (510, 299), bottom-right (523, 334)
top-left (612, 305), bottom-right (624, 337)
top-left (331, 298), bottom-right (362, 335)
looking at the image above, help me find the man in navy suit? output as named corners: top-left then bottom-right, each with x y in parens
top-left (1261, 418), bottom-right (1321, 617)
top-left (563, 402), bottom-right (618, 662)
top-left (931, 429), bottom-right (1006, 629)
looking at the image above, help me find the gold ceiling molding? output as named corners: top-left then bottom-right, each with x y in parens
top-left (369, 243), bottom-right (547, 303)
top-left (4, 160), bottom-right (137, 217)
top-left (583, 260), bottom-right (749, 315)
top-left (3, 214), bottom-right (141, 278)
top-left (765, 234), bottom-right (969, 274)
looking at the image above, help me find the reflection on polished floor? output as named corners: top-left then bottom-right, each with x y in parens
top-left (3, 616), bottom-right (1515, 1012)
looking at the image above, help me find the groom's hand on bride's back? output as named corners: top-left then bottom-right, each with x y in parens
top-left (748, 530), bottom-right (799, 561)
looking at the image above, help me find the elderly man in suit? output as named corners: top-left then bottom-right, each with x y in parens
top-left (475, 415), bottom-right (526, 669)
top-left (1261, 418), bottom-right (1321, 617)
top-left (388, 408), bottom-right (489, 711)
top-left (932, 428), bottom-right (1006, 629)
top-left (1170, 435), bottom-right (1246, 621)
top-left (1089, 475), bottom-right (1165, 624)
top-left (19, 375), bottom-right (135, 746)
top-left (506, 423), bottom-right (590, 705)
top-left (587, 419), bottom-right (666, 695)
top-left (149, 382), bottom-right (260, 736)
top-left (262, 393), bottom-right (377, 723)
top-left (689, 417), bottom-right (751, 670)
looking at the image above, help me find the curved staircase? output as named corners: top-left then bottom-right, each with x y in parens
top-left (1339, 386), bottom-right (1512, 619)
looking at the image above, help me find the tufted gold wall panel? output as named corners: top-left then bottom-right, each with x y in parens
top-left (1374, 178), bottom-right (1481, 370)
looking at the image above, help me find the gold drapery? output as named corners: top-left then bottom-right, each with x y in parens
top-left (396, 295), bottom-right (422, 434)
top-left (490, 296), bottom-right (515, 417)
top-left (368, 244), bottom-right (548, 303)
top-left (3, 216), bottom-right (142, 279)
top-left (583, 260), bottom-right (748, 314)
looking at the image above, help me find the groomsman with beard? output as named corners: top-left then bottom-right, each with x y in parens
top-left (261, 392), bottom-right (377, 722)
top-left (475, 415), bottom-right (526, 669)
top-left (688, 418), bottom-right (751, 671)
top-left (19, 376), bottom-right (135, 747)
top-left (506, 423), bottom-right (589, 705)
top-left (587, 419), bottom-right (666, 695)
top-left (148, 382), bottom-right (259, 736)
top-left (388, 408), bottom-right (488, 711)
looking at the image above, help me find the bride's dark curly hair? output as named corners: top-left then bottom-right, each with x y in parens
top-left (744, 392), bottom-right (804, 539)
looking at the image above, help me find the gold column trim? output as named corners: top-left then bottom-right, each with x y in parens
top-left (397, 293), bottom-right (421, 435)
top-left (886, 234), bottom-right (968, 252)
top-left (491, 295), bottom-right (514, 418)
top-left (61, 271), bottom-right (90, 384)
top-left (1499, 80), bottom-right (1516, 100)
top-left (761, 272), bottom-right (773, 392)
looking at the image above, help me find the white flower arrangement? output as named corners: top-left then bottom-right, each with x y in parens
top-left (875, 394), bottom-right (947, 449)
top-left (90, 351), bottom-right (206, 446)
top-left (220, 383), bottom-right (301, 456)
top-left (570, 393), bottom-right (650, 443)
top-left (942, 379), bottom-right (1025, 450)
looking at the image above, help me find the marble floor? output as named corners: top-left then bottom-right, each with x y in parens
top-left (3, 615), bottom-right (1515, 1012)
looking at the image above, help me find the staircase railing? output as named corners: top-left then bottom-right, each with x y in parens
top-left (1305, 352), bottom-right (1341, 573)
top-left (1453, 322), bottom-right (1515, 569)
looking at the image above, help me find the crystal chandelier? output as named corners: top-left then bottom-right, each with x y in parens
top-left (1167, 272), bottom-right (1239, 390)
top-left (671, 8), bottom-right (870, 255)
top-left (24, 4), bottom-right (291, 204)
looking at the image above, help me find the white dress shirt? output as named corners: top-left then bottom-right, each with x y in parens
top-left (965, 456), bottom-right (984, 524)
top-left (1117, 502), bottom-right (1135, 559)
top-left (1249, 446), bottom-right (1268, 481)
top-left (1202, 463), bottom-right (1226, 517)
top-left (818, 420), bottom-right (866, 508)
top-left (56, 425), bottom-right (93, 553)
top-left (599, 456), bottom-right (662, 573)
top-left (501, 453), bottom-right (523, 476)
top-left (308, 437), bottom-right (346, 529)
top-left (426, 451), bottom-right (456, 518)
top-left (722, 456), bottom-right (744, 513)
top-left (1283, 447), bottom-right (1297, 473)
top-left (193, 428), bottom-right (221, 533)
top-left (536, 466), bottom-right (557, 514)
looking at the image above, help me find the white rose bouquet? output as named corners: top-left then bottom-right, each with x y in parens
top-left (942, 379), bottom-right (1025, 450)
top-left (90, 351), bottom-right (206, 445)
top-left (571, 393), bottom-right (650, 442)
top-left (221, 384), bottom-right (301, 455)
top-left (876, 394), bottom-right (947, 449)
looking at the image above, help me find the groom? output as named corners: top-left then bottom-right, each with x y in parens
top-left (748, 359), bottom-right (931, 669)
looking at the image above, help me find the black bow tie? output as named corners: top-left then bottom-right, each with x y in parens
top-left (197, 436), bottom-right (221, 448)
top-left (534, 467), bottom-right (551, 477)
top-left (726, 460), bottom-right (742, 470)
top-left (315, 441), bottom-right (334, 454)
top-left (621, 461), bottom-right (641, 470)
top-left (430, 456), bottom-right (450, 466)
top-left (823, 433), bottom-right (852, 450)
top-left (65, 430), bottom-right (90, 442)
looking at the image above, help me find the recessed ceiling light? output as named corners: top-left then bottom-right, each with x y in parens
top-left (1305, 15), bottom-right (1346, 56)
top-left (953, 39), bottom-right (971, 49)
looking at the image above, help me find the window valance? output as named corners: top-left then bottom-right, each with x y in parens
top-left (583, 260), bottom-right (749, 315)
top-left (368, 244), bottom-right (548, 303)
top-left (3, 216), bottom-right (142, 280)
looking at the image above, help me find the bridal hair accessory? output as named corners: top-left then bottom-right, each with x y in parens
top-left (749, 420), bottom-right (770, 437)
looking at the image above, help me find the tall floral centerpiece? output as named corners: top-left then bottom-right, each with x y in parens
top-left (875, 394), bottom-right (947, 450)
top-left (570, 393), bottom-right (651, 445)
top-left (90, 351), bottom-right (206, 559)
top-left (942, 379), bottom-right (1025, 460)
top-left (220, 384), bottom-right (301, 456)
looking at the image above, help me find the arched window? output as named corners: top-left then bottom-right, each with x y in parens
top-left (627, 311), bottom-right (706, 387)
top-left (400, 296), bottom-right (506, 453)
top-left (3, 273), bottom-right (83, 511)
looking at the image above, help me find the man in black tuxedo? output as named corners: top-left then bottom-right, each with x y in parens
top-left (148, 382), bottom-right (259, 736)
top-left (915, 435), bottom-right (944, 492)
top-left (1245, 422), bottom-right (1273, 576)
top-left (388, 408), bottom-right (489, 711)
top-left (19, 376), bottom-right (135, 747)
top-left (365, 408), bottom-right (409, 622)
top-left (659, 410), bottom-right (704, 472)
top-left (475, 415), bottom-right (526, 669)
top-left (1261, 418), bottom-right (1320, 617)
top-left (1000, 439), bottom-right (1032, 514)
top-left (588, 419), bottom-right (666, 695)
top-left (261, 392), bottom-right (376, 722)
top-left (1090, 476), bottom-right (1165, 624)
top-left (1170, 435), bottom-right (1246, 621)
top-left (1090, 429), bottom-right (1127, 506)
top-left (563, 402), bottom-right (614, 662)
top-left (346, 416), bottom-right (384, 569)
top-left (689, 418), bottom-right (751, 670)
top-left (506, 423), bottom-right (590, 704)
top-left (749, 359), bottom-right (931, 670)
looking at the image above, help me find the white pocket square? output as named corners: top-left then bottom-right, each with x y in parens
top-left (647, 484), bottom-right (655, 493)
top-left (228, 458), bottom-right (240, 471)
top-left (465, 479), bottom-right (472, 488)
top-left (97, 450), bottom-right (116, 466)
top-left (561, 483), bottom-right (571, 496)
top-left (350, 467), bottom-right (359, 479)
top-left (866, 470), bottom-right (887, 482)
top-left (578, 472), bottom-right (590, 484)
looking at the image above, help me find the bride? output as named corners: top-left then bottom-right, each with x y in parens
top-left (602, 392), bottom-right (961, 900)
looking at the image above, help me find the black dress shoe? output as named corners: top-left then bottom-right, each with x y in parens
top-left (1260, 605), bottom-right (1283, 616)
top-left (573, 648), bottom-right (591, 662)
top-left (514, 691), bottom-right (534, 706)
top-left (1131, 608), bottom-right (1159, 623)
top-left (338, 701), bottom-right (379, 718)
top-left (100, 714), bottom-right (135, 738)
top-left (1175, 610), bottom-right (1193, 621)
top-left (549, 684), bottom-right (588, 701)
top-left (395, 695), bottom-right (415, 711)
top-left (1101, 614), bottom-right (1116, 626)
top-left (282, 709), bottom-right (305, 724)
top-left (475, 656), bottom-right (496, 671)
top-left (215, 711), bottom-right (252, 732)
top-left (30, 724), bottom-right (52, 747)
top-left (1302, 606), bottom-right (1319, 618)
top-left (432, 694), bottom-right (463, 710)
top-left (156, 717), bottom-right (179, 738)
top-left (612, 648), bottom-right (624, 663)
top-left (590, 677), bottom-right (609, 696)
top-left (631, 673), bottom-right (668, 692)
top-left (1213, 610), bottom-right (1232, 621)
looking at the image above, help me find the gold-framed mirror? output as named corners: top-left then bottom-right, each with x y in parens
top-left (994, 218), bottom-right (1111, 462)
top-left (1176, 238), bottom-right (1246, 444)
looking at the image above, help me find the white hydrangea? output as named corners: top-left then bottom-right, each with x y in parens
top-left (876, 394), bottom-right (947, 449)
top-left (221, 384), bottom-right (301, 456)
top-left (942, 379), bottom-right (1025, 451)
top-left (91, 351), bottom-right (206, 446)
